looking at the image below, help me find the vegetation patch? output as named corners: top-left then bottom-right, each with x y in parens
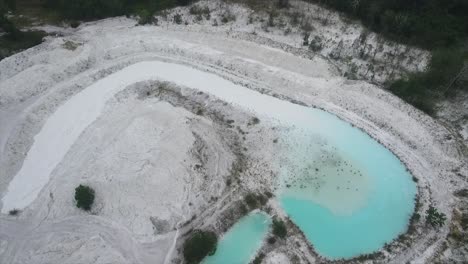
top-left (251, 252), bottom-right (265, 264)
top-left (0, 30), bottom-right (46, 60)
top-left (244, 192), bottom-right (268, 210)
top-left (173, 13), bottom-right (183, 24)
top-left (74, 184), bottom-right (95, 211)
top-left (426, 205), bottom-right (447, 228)
top-left (40, 0), bottom-right (193, 20)
top-left (189, 4), bottom-right (210, 21)
top-left (272, 217), bottom-right (287, 238)
top-left (248, 117), bottom-right (260, 126)
top-left (309, 0), bottom-right (468, 50)
top-left (8, 209), bottom-right (20, 216)
top-left (183, 230), bottom-right (218, 264)
top-left (389, 48), bottom-right (467, 115)
top-left (220, 9), bottom-right (236, 24)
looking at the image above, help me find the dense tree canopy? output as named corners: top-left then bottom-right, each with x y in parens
top-left (272, 218), bottom-right (287, 238)
top-left (0, 0), bottom-right (20, 38)
top-left (308, 0), bottom-right (468, 49)
top-left (75, 184), bottom-right (95, 211)
top-left (183, 230), bottom-right (217, 264)
top-left (41, 0), bottom-right (194, 19)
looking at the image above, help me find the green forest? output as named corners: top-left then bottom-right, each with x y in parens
top-left (40, 0), bottom-right (192, 19)
top-left (307, 0), bottom-right (468, 49)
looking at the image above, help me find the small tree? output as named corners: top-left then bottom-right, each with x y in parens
top-left (173, 13), bottom-right (182, 24)
top-left (75, 185), bottom-right (95, 211)
top-left (244, 193), bottom-right (258, 209)
top-left (183, 230), bottom-right (217, 263)
top-left (272, 218), bottom-right (287, 238)
top-left (8, 209), bottom-right (20, 216)
top-left (302, 32), bottom-right (310, 46)
top-left (426, 205), bottom-right (446, 228)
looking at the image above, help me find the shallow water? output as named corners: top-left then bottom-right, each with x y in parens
top-left (203, 212), bottom-right (271, 264)
top-left (277, 110), bottom-right (416, 259)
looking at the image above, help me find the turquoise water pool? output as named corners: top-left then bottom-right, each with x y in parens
top-left (203, 212), bottom-right (271, 264)
top-left (277, 109), bottom-right (417, 259)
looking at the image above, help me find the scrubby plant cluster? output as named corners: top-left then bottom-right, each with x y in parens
top-left (75, 184), bottom-right (95, 211)
top-left (8, 209), bottom-right (19, 216)
top-left (272, 218), bottom-right (287, 238)
top-left (183, 230), bottom-right (217, 263)
top-left (244, 192), bottom-right (268, 210)
top-left (426, 205), bottom-right (446, 228)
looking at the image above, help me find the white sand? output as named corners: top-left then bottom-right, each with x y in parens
top-left (0, 1), bottom-right (466, 263)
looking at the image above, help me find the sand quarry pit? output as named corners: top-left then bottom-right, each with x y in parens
top-left (0, 8), bottom-right (467, 264)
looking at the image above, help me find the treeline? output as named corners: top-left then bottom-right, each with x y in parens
top-left (390, 49), bottom-right (466, 114)
top-left (40, 0), bottom-right (193, 20)
top-left (308, 0), bottom-right (468, 114)
top-left (308, 0), bottom-right (468, 49)
top-left (0, 0), bottom-right (18, 36)
top-left (1, 0), bottom-right (45, 60)
top-left (1, 0), bottom-right (194, 59)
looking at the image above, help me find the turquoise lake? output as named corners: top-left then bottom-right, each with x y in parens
top-left (203, 212), bottom-right (271, 264)
top-left (277, 109), bottom-right (417, 259)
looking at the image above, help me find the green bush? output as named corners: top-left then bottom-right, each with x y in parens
top-left (70, 20), bottom-right (80, 28)
top-left (137, 9), bottom-right (153, 25)
top-left (309, 36), bottom-right (323, 52)
top-left (244, 192), bottom-right (269, 210)
top-left (252, 253), bottom-right (265, 264)
top-left (173, 13), bottom-right (182, 24)
top-left (272, 218), bottom-right (287, 238)
top-left (244, 193), bottom-right (258, 208)
top-left (189, 5), bottom-right (210, 17)
top-left (267, 236), bottom-right (276, 244)
top-left (74, 184), bottom-right (95, 211)
top-left (426, 205), bottom-right (446, 228)
top-left (8, 209), bottom-right (19, 216)
top-left (183, 230), bottom-right (217, 264)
